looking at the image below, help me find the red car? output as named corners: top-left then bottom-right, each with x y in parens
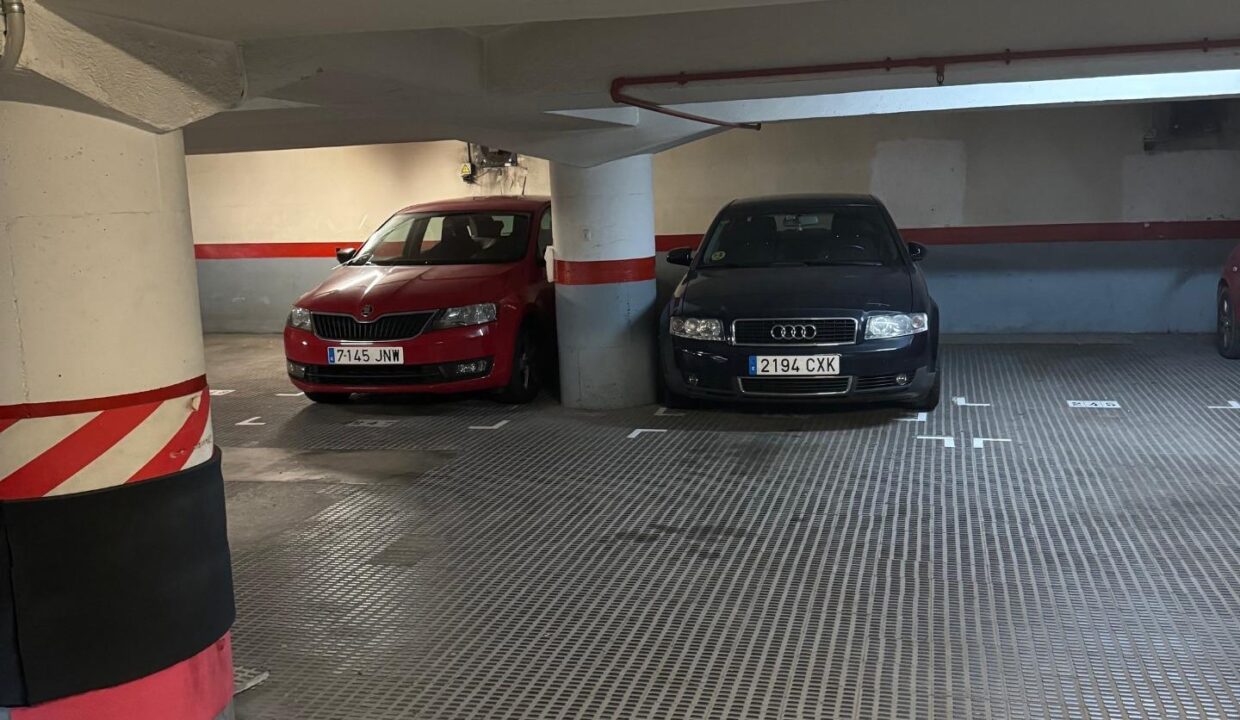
top-left (1222, 243), bottom-right (1240, 358)
top-left (285, 196), bottom-right (556, 403)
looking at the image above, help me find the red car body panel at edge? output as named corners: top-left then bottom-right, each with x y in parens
top-left (283, 196), bottom-right (554, 396)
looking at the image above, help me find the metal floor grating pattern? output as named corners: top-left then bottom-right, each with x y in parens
top-left (210, 335), bottom-right (1240, 719)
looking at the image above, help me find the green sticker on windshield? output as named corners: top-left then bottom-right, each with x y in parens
top-left (710, 250), bottom-right (726, 262)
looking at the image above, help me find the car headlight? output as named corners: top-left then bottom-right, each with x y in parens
top-left (288, 306), bottom-right (313, 331)
top-left (434, 303), bottom-right (497, 329)
top-left (669, 316), bottom-right (724, 341)
top-left (865, 312), bottom-right (928, 340)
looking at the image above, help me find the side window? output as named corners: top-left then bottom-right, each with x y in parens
top-left (369, 216), bottom-right (416, 260)
top-left (538, 210), bottom-right (553, 256)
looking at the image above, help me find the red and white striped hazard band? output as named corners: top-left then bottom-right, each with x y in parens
top-left (0, 375), bottom-right (214, 499)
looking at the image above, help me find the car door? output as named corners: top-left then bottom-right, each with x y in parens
top-left (531, 205), bottom-right (557, 342)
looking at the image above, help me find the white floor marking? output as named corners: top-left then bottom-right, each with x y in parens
top-left (898, 412), bottom-right (928, 423)
top-left (469, 420), bottom-right (510, 430)
top-left (348, 419), bottom-right (398, 428)
top-left (209, 389), bottom-right (235, 396)
top-left (236, 416), bottom-right (266, 426)
top-left (952, 396), bottom-right (991, 407)
top-left (917, 435), bottom-right (955, 448)
top-left (1207, 400), bottom-right (1240, 410)
top-left (972, 437), bottom-right (1013, 449)
top-left (627, 428), bottom-right (668, 439)
top-left (1067, 400), bottom-right (1121, 408)
top-left (654, 407), bottom-right (684, 417)
top-left (276, 392), bottom-right (305, 397)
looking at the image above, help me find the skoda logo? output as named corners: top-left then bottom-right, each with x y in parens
top-left (771, 323), bottom-right (817, 340)
top-left (360, 304), bottom-right (374, 318)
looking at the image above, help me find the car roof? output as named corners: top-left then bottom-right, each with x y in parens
top-left (396, 195), bottom-right (550, 214)
top-left (725, 194), bottom-right (883, 212)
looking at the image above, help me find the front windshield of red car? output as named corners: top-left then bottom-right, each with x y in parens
top-left (352, 212), bottom-right (531, 265)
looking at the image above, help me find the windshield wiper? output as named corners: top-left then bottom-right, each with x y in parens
top-left (803, 260), bottom-right (882, 266)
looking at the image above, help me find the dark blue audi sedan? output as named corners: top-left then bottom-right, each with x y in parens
top-left (659, 194), bottom-right (940, 409)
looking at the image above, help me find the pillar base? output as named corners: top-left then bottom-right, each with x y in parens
top-left (556, 279), bottom-right (658, 409)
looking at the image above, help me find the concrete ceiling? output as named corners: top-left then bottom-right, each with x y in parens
top-left (22, 0), bottom-right (1240, 165)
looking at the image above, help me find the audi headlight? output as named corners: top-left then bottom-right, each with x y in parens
top-left (670, 316), bottom-right (724, 341)
top-left (288, 306), bottom-right (313, 331)
top-left (434, 303), bottom-right (497, 329)
top-left (865, 312), bottom-right (928, 340)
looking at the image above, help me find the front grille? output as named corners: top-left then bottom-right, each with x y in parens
top-left (312, 312), bottom-right (435, 341)
top-left (855, 374), bottom-right (900, 391)
top-left (732, 318), bottom-right (857, 346)
top-left (301, 360), bottom-right (489, 387)
top-left (738, 376), bottom-right (853, 396)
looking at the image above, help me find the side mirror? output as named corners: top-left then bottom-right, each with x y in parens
top-left (336, 248), bottom-right (357, 264)
top-left (666, 247), bottom-right (693, 266)
top-left (907, 242), bottom-right (927, 262)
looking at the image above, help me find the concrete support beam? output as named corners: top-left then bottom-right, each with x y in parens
top-left (551, 155), bottom-right (658, 408)
top-left (0, 0), bottom-right (242, 131)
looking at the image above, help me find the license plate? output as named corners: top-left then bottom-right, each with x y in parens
top-left (750, 355), bottom-right (840, 376)
top-left (327, 346), bottom-right (403, 365)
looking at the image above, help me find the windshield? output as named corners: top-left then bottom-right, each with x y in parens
top-left (697, 206), bottom-right (901, 268)
top-left (351, 211), bottom-right (532, 265)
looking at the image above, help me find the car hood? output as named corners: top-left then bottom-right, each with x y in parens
top-left (676, 265), bottom-right (913, 318)
top-left (297, 263), bottom-right (517, 316)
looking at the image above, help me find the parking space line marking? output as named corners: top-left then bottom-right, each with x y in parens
top-left (1067, 400), bottom-right (1121, 408)
top-left (917, 435), bottom-right (955, 448)
top-left (236, 417), bottom-right (266, 426)
top-left (972, 437), bottom-right (1012, 449)
top-left (952, 396), bottom-right (991, 407)
top-left (898, 412), bottom-right (928, 423)
top-left (209, 389), bottom-right (235, 396)
top-left (627, 428), bottom-right (668, 439)
top-left (1207, 401), bottom-right (1240, 410)
top-left (654, 407), bottom-right (684, 417)
top-left (276, 392), bottom-right (305, 397)
top-left (469, 420), bottom-right (510, 430)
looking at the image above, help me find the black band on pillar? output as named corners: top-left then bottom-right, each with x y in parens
top-left (0, 449), bottom-right (235, 705)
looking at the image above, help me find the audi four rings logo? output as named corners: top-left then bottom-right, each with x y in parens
top-left (771, 324), bottom-right (817, 340)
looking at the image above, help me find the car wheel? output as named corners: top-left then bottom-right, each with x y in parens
top-left (910, 373), bottom-right (941, 412)
top-left (494, 327), bottom-right (541, 404)
top-left (1220, 288), bottom-right (1240, 359)
top-left (305, 391), bottom-right (350, 403)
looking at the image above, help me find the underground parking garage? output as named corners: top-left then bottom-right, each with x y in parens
top-left (4, 1), bottom-right (1240, 718)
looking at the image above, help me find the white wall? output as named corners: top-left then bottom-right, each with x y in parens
top-left (188, 102), bottom-right (1240, 333)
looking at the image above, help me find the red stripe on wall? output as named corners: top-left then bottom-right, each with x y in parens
top-left (555, 257), bottom-right (657, 285)
top-left (195, 242), bottom-right (359, 259)
top-left (0, 418), bottom-right (17, 435)
top-left (12, 633), bottom-right (233, 720)
top-left (128, 389), bottom-right (212, 484)
top-left (0, 376), bottom-right (208, 420)
top-left (0, 401), bottom-right (163, 499)
top-left (194, 220), bottom-right (1240, 259)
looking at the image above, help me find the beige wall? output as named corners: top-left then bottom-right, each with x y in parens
top-left (187, 103), bottom-right (1240, 246)
top-left (187, 141), bottom-right (550, 245)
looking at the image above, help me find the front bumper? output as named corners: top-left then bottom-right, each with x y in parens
top-left (284, 321), bottom-right (514, 394)
top-left (660, 331), bottom-right (937, 403)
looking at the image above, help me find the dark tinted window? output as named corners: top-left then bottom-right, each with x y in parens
top-left (353, 212), bottom-right (531, 265)
top-left (698, 206), bottom-right (900, 268)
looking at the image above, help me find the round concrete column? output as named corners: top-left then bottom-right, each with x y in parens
top-left (0, 103), bottom-right (234, 719)
top-left (550, 155), bottom-right (658, 409)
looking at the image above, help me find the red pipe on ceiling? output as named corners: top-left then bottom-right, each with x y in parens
top-left (610, 36), bottom-right (1240, 130)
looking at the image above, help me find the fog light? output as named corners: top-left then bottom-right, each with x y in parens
top-left (686, 373), bottom-right (700, 386)
top-left (287, 360), bottom-right (306, 379)
top-left (455, 359), bottom-right (490, 375)
top-left (895, 373), bottom-right (910, 386)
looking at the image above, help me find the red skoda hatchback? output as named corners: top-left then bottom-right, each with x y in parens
top-left (284, 196), bottom-right (555, 403)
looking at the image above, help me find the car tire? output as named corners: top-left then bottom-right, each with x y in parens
top-left (1218, 287), bottom-right (1240, 359)
top-left (910, 373), bottom-right (941, 412)
top-left (305, 391), bottom-right (350, 403)
top-left (494, 326), bottom-right (540, 404)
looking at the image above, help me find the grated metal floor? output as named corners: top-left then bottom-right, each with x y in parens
top-left (209, 334), bottom-right (1240, 720)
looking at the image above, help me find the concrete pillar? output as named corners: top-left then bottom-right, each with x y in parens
top-left (0, 102), bottom-right (233, 719)
top-left (550, 155), bottom-right (658, 409)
